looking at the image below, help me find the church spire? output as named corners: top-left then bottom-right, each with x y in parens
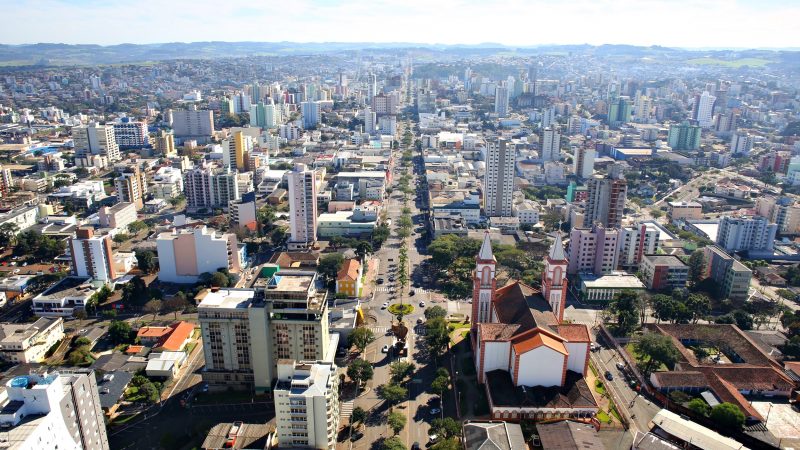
top-left (478, 231), bottom-right (494, 261)
top-left (548, 231), bottom-right (566, 261)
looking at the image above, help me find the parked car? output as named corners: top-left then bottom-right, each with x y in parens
top-left (351, 432), bottom-right (364, 441)
top-left (377, 278), bottom-right (385, 284)
top-left (409, 290), bottom-right (415, 296)
top-left (419, 301), bottom-right (425, 307)
top-left (382, 302), bottom-right (388, 309)
top-left (381, 345), bottom-right (390, 353)
top-left (604, 371), bottom-right (613, 381)
top-left (616, 362), bottom-right (625, 371)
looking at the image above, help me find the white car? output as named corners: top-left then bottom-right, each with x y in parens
top-left (381, 345), bottom-right (389, 353)
top-left (382, 302), bottom-right (389, 309)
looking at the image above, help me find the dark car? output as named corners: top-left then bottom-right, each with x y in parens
top-left (409, 290), bottom-right (415, 296)
top-left (604, 371), bottom-right (613, 381)
top-left (351, 432), bottom-right (364, 441)
top-left (412, 442), bottom-right (420, 450)
top-left (377, 278), bottom-right (385, 284)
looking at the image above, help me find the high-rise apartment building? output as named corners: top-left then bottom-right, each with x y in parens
top-left (363, 106), bottom-right (376, 135)
top-left (567, 224), bottom-right (620, 276)
top-left (585, 174), bottom-right (627, 229)
top-left (0, 371), bottom-right (110, 449)
top-left (250, 99), bottom-right (280, 129)
top-left (716, 216), bottom-right (777, 254)
top-left (114, 165), bottom-right (147, 210)
top-left (702, 246), bottom-right (752, 301)
top-left (667, 122), bottom-right (702, 150)
top-left (573, 145), bottom-right (596, 180)
top-left (0, 165), bottom-right (12, 198)
top-left (301, 101), bottom-right (320, 129)
top-left (112, 118), bottom-right (149, 149)
top-left (72, 122), bottom-right (121, 162)
top-left (154, 130), bottom-right (176, 157)
top-left (156, 225), bottom-right (244, 284)
top-left (169, 108), bottom-right (215, 143)
top-left (183, 164), bottom-right (241, 211)
top-left (483, 138), bottom-right (515, 218)
top-left (693, 91), bottom-right (716, 128)
top-left (607, 97), bottom-right (632, 126)
top-left (222, 131), bottom-right (252, 171)
top-left (494, 85), bottom-right (509, 117)
top-left (274, 361), bottom-right (340, 450)
top-left (197, 271), bottom-right (330, 391)
top-left (755, 196), bottom-right (800, 234)
top-left (539, 127), bottom-right (561, 162)
top-left (288, 164), bottom-right (318, 248)
top-left (372, 92), bottom-right (398, 115)
top-left (730, 132), bottom-right (754, 155)
top-left (69, 228), bottom-right (116, 283)
top-left (617, 223), bottom-right (661, 270)
top-left (367, 73), bottom-right (378, 102)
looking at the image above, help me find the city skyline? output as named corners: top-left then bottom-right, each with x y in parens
top-left (2, 0), bottom-right (800, 49)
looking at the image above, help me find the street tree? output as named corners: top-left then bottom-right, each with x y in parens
top-left (348, 327), bottom-right (376, 355)
top-left (355, 241), bottom-right (373, 262)
top-left (688, 250), bottom-right (705, 286)
top-left (108, 320), bottom-right (133, 345)
top-left (424, 305), bottom-right (448, 321)
top-left (389, 361), bottom-right (415, 384)
top-left (351, 407), bottom-right (368, 428)
top-left (430, 438), bottom-right (461, 450)
top-left (382, 436), bottom-right (406, 450)
top-left (425, 317), bottom-right (450, 358)
top-left (430, 417), bottom-right (461, 439)
top-left (164, 294), bottom-right (189, 319)
top-left (634, 333), bottom-right (680, 374)
top-left (608, 290), bottom-right (641, 334)
top-left (143, 299), bottom-right (163, 320)
top-left (430, 374), bottom-right (449, 397)
top-left (387, 411), bottom-right (406, 435)
top-left (710, 402), bottom-right (745, 431)
top-left (377, 383), bottom-right (407, 407)
top-left (347, 359), bottom-right (374, 388)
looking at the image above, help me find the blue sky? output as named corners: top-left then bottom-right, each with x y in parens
top-left (0, 0), bottom-right (798, 48)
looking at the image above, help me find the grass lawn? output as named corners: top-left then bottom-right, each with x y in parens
top-left (596, 410), bottom-right (611, 424)
top-left (589, 361), bottom-right (598, 377)
top-left (594, 380), bottom-right (606, 396)
top-left (686, 57), bottom-right (772, 68)
top-left (185, 342), bottom-right (197, 355)
top-left (109, 413), bottom-right (140, 427)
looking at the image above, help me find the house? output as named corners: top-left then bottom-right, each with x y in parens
top-left (462, 421), bottom-right (525, 450)
top-left (96, 371), bottom-right (133, 417)
top-left (536, 421), bottom-right (604, 450)
top-left (136, 321), bottom-right (194, 352)
top-left (145, 351), bottom-right (187, 378)
top-left (472, 233), bottom-right (598, 421)
top-left (336, 259), bottom-right (362, 297)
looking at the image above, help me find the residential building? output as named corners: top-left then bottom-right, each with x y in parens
top-left (617, 223), bottom-right (661, 270)
top-left (693, 91), bottom-right (716, 128)
top-left (755, 196), bottom-right (800, 234)
top-left (372, 92), bottom-right (398, 115)
top-left (274, 361), bottom-right (340, 450)
top-left (0, 165), bottom-right (12, 197)
top-left (183, 164), bottom-right (241, 211)
top-left (607, 97), bottom-right (632, 126)
top-left (567, 224), bottom-right (620, 276)
top-left (0, 372), bottom-right (109, 449)
top-left (0, 205), bottom-right (39, 234)
top-left (154, 130), bottom-right (176, 157)
top-left (32, 276), bottom-right (99, 317)
top-left (471, 236), bottom-right (597, 420)
top-left (573, 145), bottom-right (595, 180)
top-left (667, 122), bottom-right (701, 150)
top-left (301, 101), bottom-right (320, 129)
top-left (730, 131), bottom-right (755, 155)
top-left (539, 127), bottom-right (560, 162)
top-left (114, 165), bottom-right (147, 210)
top-left (462, 422), bottom-right (526, 450)
top-left (250, 100), bottom-right (280, 129)
top-left (640, 255), bottom-right (689, 291)
top-left (156, 225), bottom-right (245, 284)
top-left (336, 259), bottom-right (362, 298)
top-left (98, 202), bottom-right (137, 230)
top-left (484, 138), bottom-right (515, 218)
top-left (716, 215), bottom-right (777, 254)
top-left (494, 85), bottom-right (509, 117)
top-left (585, 174), bottom-right (627, 229)
top-left (702, 245), bottom-right (752, 301)
top-left (136, 321), bottom-right (194, 352)
top-left (0, 317), bottom-right (64, 363)
top-left (151, 166), bottom-right (184, 199)
top-left (197, 271), bottom-right (331, 392)
top-left (112, 118), bottom-right (149, 148)
top-left (668, 201), bottom-right (702, 222)
top-left (69, 228), bottom-right (117, 283)
top-left (363, 106), bottom-right (376, 134)
top-left (288, 164), bottom-right (318, 248)
top-left (222, 130), bottom-right (252, 171)
top-left (514, 200), bottom-right (540, 225)
top-left (229, 191), bottom-right (258, 231)
top-left (72, 122), bottom-right (121, 162)
top-left (170, 108), bottom-right (214, 143)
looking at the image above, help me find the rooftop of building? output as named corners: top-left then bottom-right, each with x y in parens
top-left (196, 288), bottom-right (256, 309)
top-left (642, 254), bottom-right (688, 268)
top-left (650, 409), bottom-right (746, 450)
top-left (0, 317), bottom-right (61, 345)
top-left (668, 201), bottom-right (702, 207)
top-left (462, 421), bottom-right (526, 450)
top-left (536, 421), bottom-right (604, 450)
top-left (578, 272), bottom-right (646, 289)
top-left (485, 369), bottom-right (597, 410)
top-left (96, 371), bottom-right (133, 410)
top-left (34, 276), bottom-right (96, 301)
top-left (201, 422), bottom-right (273, 450)
top-left (337, 259), bottom-right (360, 282)
top-left (275, 361), bottom-right (335, 397)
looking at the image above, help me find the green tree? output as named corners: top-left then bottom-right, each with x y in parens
top-left (348, 327), bottom-right (376, 355)
top-left (424, 305), bottom-right (448, 321)
top-left (425, 317), bottom-right (450, 358)
top-left (389, 361), bottom-right (415, 384)
top-left (139, 382), bottom-right (160, 404)
top-left (430, 417), bottom-right (461, 439)
top-left (209, 271), bottom-right (230, 287)
top-left (686, 293), bottom-right (711, 323)
top-left (430, 375), bottom-right (449, 397)
top-left (164, 294), bottom-right (189, 319)
top-left (651, 294), bottom-right (677, 323)
top-left (382, 436), bottom-right (406, 450)
top-left (710, 402), bottom-right (745, 431)
top-left (608, 290), bottom-right (641, 334)
top-left (351, 406), bottom-right (368, 427)
top-left (356, 241), bottom-right (373, 261)
top-left (373, 224), bottom-right (390, 247)
top-left (127, 221), bottom-right (149, 234)
top-left (688, 250), bottom-right (706, 286)
top-left (108, 320), bottom-right (133, 345)
top-left (377, 383), bottom-right (407, 407)
top-left (687, 398), bottom-right (711, 416)
top-left (135, 250), bottom-right (158, 274)
top-left (318, 253), bottom-right (345, 286)
top-left (387, 411), bottom-right (406, 435)
top-left (143, 299), bottom-right (163, 320)
top-left (347, 359), bottom-right (374, 388)
top-left (430, 438), bottom-right (461, 450)
top-left (0, 222), bottom-right (19, 247)
top-left (634, 333), bottom-right (680, 374)
top-left (121, 276), bottom-right (149, 305)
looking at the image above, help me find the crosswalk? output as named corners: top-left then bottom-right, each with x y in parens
top-left (340, 400), bottom-right (354, 420)
top-left (367, 326), bottom-right (390, 334)
top-left (375, 287), bottom-right (428, 294)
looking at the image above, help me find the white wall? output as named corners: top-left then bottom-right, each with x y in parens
top-left (483, 341), bottom-right (510, 375)
top-left (565, 342), bottom-right (588, 374)
top-left (516, 347), bottom-right (564, 387)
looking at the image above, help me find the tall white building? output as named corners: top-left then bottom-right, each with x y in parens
top-left (72, 122), bottom-right (121, 162)
top-left (169, 108), bottom-right (215, 142)
top-left (0, 371), bottom-right (110, 449)
top-left (716, 215), bottom-right (777, 254)
top-left (618, 223), bottom-right (661, 270)
top-left (494, 85), bottom-right (509, 117)
top-left (573, 146), bottom-right (596, 180)
top-left (112, 119), bottom-right (149, 148)
top-left (156, 225), bottom-right (244, 284)
top-left (541, 107), bottom-right (555, 128)
top-left (730, 132), bottom-right (754, 155)
top-left (301, 101), bottom-right (320, 129)
top-left (183, 164), bottom-right (241, 211)
top-left (694, 91), bottom-right (716, 128)
top-left (362, 106), bottom-right (376, 135)
top-left (274, 361), bottom-right (340, 450)
top-left (69, 228), bottom-right (116, 283)
top-left (367, 73), bottom-right (378, 102)
top-left (288, 164), bottom-right (318, 248)
top-left (539, 127), bottom-right (561, 162)
top-left (483, 138), bottom-right (515, 218)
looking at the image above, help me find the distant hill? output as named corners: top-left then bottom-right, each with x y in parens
top-left (0, 41), bottom-right (795, 67)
